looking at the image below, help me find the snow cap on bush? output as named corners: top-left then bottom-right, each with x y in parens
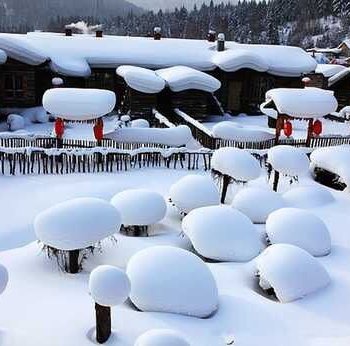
top-left (135, 329), bottom-right (190, 346)
top-left (0, 263), bottom-right (8, 295)
top-left (7, 114), bottom-right (25, 131)
top-left (89, 265), bottom-right (131, 307)
top-left (256, 244), bottom-right (330, 302)
top-left (111, 189), bottom-right (166, 226)
top-left (232, 187), bottom-right (286, 223)
top-left (131, 119), bottom-right (150, 128)
top-left (169, 175), bottom-right (220, 214)
top-left (212, 147), bottom-right (260, 181)
top-left (182, 205), bottom-right (261, 262)
top-left (266, 208), bottom-right (331, 257)
top-left (34, 197), bottom-right (121, 250)
top-left (267, 145), bottom-right (309, 177)
top-left (127, 246), bottom-right (218, 318)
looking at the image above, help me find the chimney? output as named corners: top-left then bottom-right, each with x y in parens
top-left (65, 27), bottom-right (72, 37)
top-left (217, 33), bottom-right (225, 52)
top-left (96, 29), bottom-right (103, 38)
top-left (154, 27), bottom-right (161, 40)
top-left (207, 30), bottom-right (216, 42)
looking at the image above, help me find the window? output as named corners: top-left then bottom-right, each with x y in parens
top-left (3, 73), bottom-right (25, 99)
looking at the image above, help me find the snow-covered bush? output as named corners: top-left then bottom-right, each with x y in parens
top-left (0, 263), bottom-right (8, 295)
top-left (266, 208), bottom-right (331, 257)
top-left (256, 244), bottom-right (330, 302)
top-left (111, 189), bottom-right (166, 236)
top-left (52, 77), bottom-right (64, 87)
top-left (131, 119), bottom-right (150, 128)
top-left (89, 265), bottom-right (131, 344)
top-left (135, 329), bottom-right (190, 346)
top-left (7, 114), bottom-right (25, 131)
top-left (21, 106), bottom-right (49, 123)
top-left (34, 198), bottom-right (121, 273)
top-left (182, 205), bottom-right (261, 262)
top-left (283, 186), bottom-right (334, 209)
top-left (127, 246), bottom-right (218, 318)
top-left (169, 175), bottom-right (220, 216)
top-left (232, 187), bottom-right (286, 223)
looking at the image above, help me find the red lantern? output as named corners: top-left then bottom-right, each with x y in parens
top-left (93, 118), bottom-right (104, 141)
top-left (283, 120), bottom-right (293, 137)
top-left (313, 119), bottom-right (322, 136)
top-left (54, 118), bottom-right (64, 139)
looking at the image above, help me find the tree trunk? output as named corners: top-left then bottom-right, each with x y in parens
top-left (272, 170), bottom-right (280, 192)
top-left (95, 303), bottom-right (111, 344)
top-left (221, 174), bottom-right (231, 204)
top-left (68, 249), bottom-right (80, 274)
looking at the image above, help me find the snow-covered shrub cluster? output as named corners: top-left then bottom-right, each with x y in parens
top-left (182, 205), bottom-right (261, 262)
top-left (0, 263), bottom-right (8, 295)
top-left (127, 246), bottom-right (218, 318)
top-left (21, 106), bottom-right (49, 124)
top-left (131, 119), bottom-right (150, 128)
top-left (169, 175), bottom-right (220, 216)
top-left (256, 244), bottom-right (330, 302)
top-left (135, 329), bottom-right (190, 346)
top-left (7, 114), bottom-right (25, 131)
top-left (232, 187), bottom-right (286, 224)
top-left (266, 208), bottom-right (331, 257)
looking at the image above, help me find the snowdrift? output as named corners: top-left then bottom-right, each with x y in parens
top-left (131, 119), bottom-right (150, 128)
top-left (135, 329), bottom-right (190, 346)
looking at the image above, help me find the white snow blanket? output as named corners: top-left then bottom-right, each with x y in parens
top-left (169, 175), bottom-right (220, 214)
top-left (283, 186), bottom-right (334, 209)
top-left (110, 189), bottom-right (166, 226)
top-left (156, 66), bottom-right (221, 92)
top-left (212, 147), bottom-right (261, 181)
top-left (310, 145), bottom-right (350, 185)
top-left (268, 145), bottom-right (310, 177)
top-left (232, 187), bottom-right (286, 223)
top-left (182, 205), bottom-right (262, 262)
top-left (256, 244), bottom-right (330, 302)
top-left (42, 88), bottom-right (116, 120)
top-left (105, 126), bottom-right (193, 147)
top-left (117, 66), bottom-right (165, 94)
top-left (135, 329), bottom-right (190, 346)
top-left (6, 114), bottom-right (25, 131)
top-left (131, 119), bottom-right (150, 128)
top-left (316, 64), bottom-right (347, 78)
top-left (126, 246), bottom-right (218, 318)
top-left (212, 121), bottom-right (274, 142)
top-left (0, 263), bottom-right (8, 295)
top-left (262, 88), bottom-right (338, 118)
top-left (89, 265), bottom-right (130, 307)
top-left (34, 198), bottom-right (121, 250)
top-left (266, 208), bottom-right (331, 257)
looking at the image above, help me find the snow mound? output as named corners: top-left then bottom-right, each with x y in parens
top-left (212, 121), bottom-right (274, 142)
top-left (0, 263), bottom-right (8, 295)
top-left (20, 107), bottom-right (49, 124)
top-left (256, 244), bottom-right (330, 302)
top-left (232, 188), bottom-right (286, 223)
top-left (266, 208), bottom-right (331, 257)
top-left (34, 197), bottom-right (121, 250)
top-left (135, 329), bottom-right (190, 346)
top-left (7, 114), bottom-right (25, 131)
top-left (127, 246), bottom-right (218, 318)
top-left (268, 146), bottom-right (310, 177)
top-left (156, 66), bottom-right (221, 93)
top-left (182, 205), bottom-right (261, 262)
top-left (111, 189), bottom-right (166, 226)
top-left (50, 57), bottom-right (91, 77)
top-left (131, 119), bottom-right (150, 128)
top-left (283, 186), bottom-right (334, 208)
top-left (89, 265), bottom-right (131, 307)
top-left (212, 147), bottom-right (261, 181)
top-left (117, 66), bottom-right (165, 94)
top-left (105, 126), bottom-right (193, 147)
top-left (43, 88), bottom-right (116, 120)
top-left (52, 77), bottom-right (64, 86)
top-left (169, 175), bottom-right (220, 214)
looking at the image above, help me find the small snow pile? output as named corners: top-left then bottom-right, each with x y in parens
top-left (34, 197), bottom-right (121, 250)
top-left (131, 119), bottom-right (150, 128)
top-left (283, 186), bottom-right (334, 209)
top-left (338, 106), bottom-right (350, 120)
top-left (268, 146), bottom-right (309, 177)
top-left (117, 66), bottom-right (165, 94)
top-left (6, 114), bottom-right (25, 131)
top-left (43, 88), bottom-right (116, 120)
top-left (266, 208), bottom-right (331, 257)
top-left (127, 246), bottom-right (218, 318)
top-left (135, 329), bottom-right (190, 346)
top-left (232, 188), bottom-right (286, 223)
top-left (0, 263), bottom-right (8, 295)
top-left (20, 106), bottom-right (49, 124)
top-left (182, 205), bottom-right (261, 262)
top-left (52, 77), bottom-right (64, 86)
top-left (89, 265), bottom-right (131, 307)
top-left (256, 244), bottom-right (330, 302)
top-left (156, 66), bottom-right (221, 93)
top-left (110, 189), bottom-right (166, 226)
top-left (212, 147), bottom-right (261, 182)
top-left (169, 175), bottom-right (220, 215)
top-left (212, 121), bottom-right (274, 142)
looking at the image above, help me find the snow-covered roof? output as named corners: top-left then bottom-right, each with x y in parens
top-left (328, 67), bottom-right (350, 87)
top-left (315, 64), bottom-right (347, 78)
top-left (0, 31), bottom-right (317, 77)
top-left (262, 87), bottom-right (338, 118)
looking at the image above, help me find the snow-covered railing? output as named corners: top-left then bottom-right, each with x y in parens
top-left (152, 109), bottom-right (176, 128)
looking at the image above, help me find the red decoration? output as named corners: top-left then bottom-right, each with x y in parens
top-left (93, 118), bottom-right (104, 141)
top-left (54, 118), bottom-right (64, 139)
top-left (283, 120), bottom-right (293, 137)
top-left (313, 120), bottom-right (322, 136)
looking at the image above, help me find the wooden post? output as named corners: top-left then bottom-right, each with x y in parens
top-left (306, 118), bottom-right (313, 147)
top-left (95, 303), bottom-right (111, 344)
top-left (274, 115), bottom-right (283, 145)
top-left (272, 170), bottom-right (280, 192)
top-left (68, 249), bottom-right (80, 274)
top-left (221, 174), bottom-right (231, 204)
